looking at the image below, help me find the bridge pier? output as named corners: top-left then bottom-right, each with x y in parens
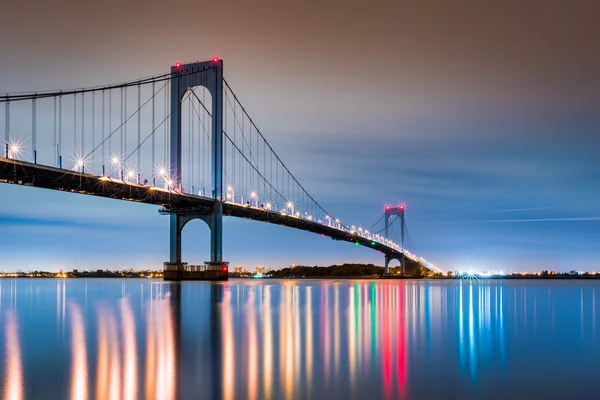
top-left (385, 254), bottom-right (405, 275)
top-left (165, 205), bottom-right (227, 281)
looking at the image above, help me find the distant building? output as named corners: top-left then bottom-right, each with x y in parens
top-left (234, 265), bottom-right (243, 274)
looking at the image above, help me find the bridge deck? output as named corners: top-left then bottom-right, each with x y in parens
top-left (0, 157), bottom-right (427, 267)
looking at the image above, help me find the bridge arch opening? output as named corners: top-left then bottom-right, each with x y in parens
top-left (180, 217), bottom-right (211, 266)
top-left (179, 86), bottom-right (213, 197)
top-left (387, 258), bottom-right (403, 274)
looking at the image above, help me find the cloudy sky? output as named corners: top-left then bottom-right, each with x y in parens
top-left (0, 0), bottom-right (599, 272)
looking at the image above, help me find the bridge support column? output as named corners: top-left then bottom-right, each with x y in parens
top-left (384, 254), bottom-right (391, 275)
top-left (165, 59), bottom-right (226, 281)
top-left (165, 207), bottom-right (227, 281)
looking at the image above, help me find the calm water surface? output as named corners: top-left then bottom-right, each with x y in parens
top-left (0, 278), bottom-right (599, 399)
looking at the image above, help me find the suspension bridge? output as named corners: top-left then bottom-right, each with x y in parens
top-left (0, 58), bottom-right (442, 279)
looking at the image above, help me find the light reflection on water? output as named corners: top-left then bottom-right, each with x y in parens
top-left (0, 279), bottom-right (600, 399)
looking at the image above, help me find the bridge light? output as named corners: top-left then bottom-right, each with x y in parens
top-left (250, 191), bottom-right (257, 198)
top-left (399, 204), bottom-right (405, 211)
top-left (384, 204), bottom-right (391, 211)
top-left (355, 242), bottom-right (359, 246)
top-left (110, 155), bottom-right (121, 166)
top-left (7, 140), bottom-right (23, 159)
top-left (265, 202), bottom-right (272, 210)
top-left (371, 241), bottom-right (376, 246)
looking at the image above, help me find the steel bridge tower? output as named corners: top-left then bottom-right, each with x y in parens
top-left (165, 58), bottom-right (227, 280)
top-left (384, 204), bottom-right (406, 274)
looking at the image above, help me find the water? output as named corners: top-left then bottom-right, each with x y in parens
top-left (0, 278), bottom-right (599, 399)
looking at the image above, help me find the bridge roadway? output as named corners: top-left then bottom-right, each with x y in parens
top-left (0, 156), bottom-right (437, 272)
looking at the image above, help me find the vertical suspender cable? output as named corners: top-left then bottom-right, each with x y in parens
top-left (92, 92), bottom-right (95, 169)
top-left (58, 95), bottom-right (62, 167)
top-left (164, 82), bottom-right (167, 164)
top-left (151, 82), bottom-right (155, 175)
top-left (32, 97), bottom-right (37, 163)
top-left (124, 87), bottom-right (127, 158)
top-left (137, 83), bottom-right (141, 171)
top-left (188, 95), bottom-right (192, 191)
top-left (4, 97), bottom-right (8, 146)
top-left (53, 97), bottom-right (57, 162)
top-left (74, 93), bottom-right (77, 157)
top-left (232, 88), bottom-right (236, 190)
top-left (81, 92), bottom-right (85, 156)
top-left (102, 91), bottom-right (105, 173)
top-left (120, 88), bottom-right (124, 156)
top-left (223, 89), bottom-right (226, 187)
top-left (108, 90), bottom-right (112, 156)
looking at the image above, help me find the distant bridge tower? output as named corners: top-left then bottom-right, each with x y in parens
top-left (165, 58), bottom-right (228, 280)
top-left (384, 204), bottom-right (405, 274)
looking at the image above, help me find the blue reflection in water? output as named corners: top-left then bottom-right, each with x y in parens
top-left (1, 279), bottom-right (600, 399)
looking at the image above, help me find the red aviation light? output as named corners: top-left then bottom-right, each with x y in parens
top-left (384, 204), bottom-right (391, 211)
top-left (174, 62), bottom-right (181, 69)
top-left (212, 57), bottom-right (219, 63)
top-left (399, 204), bottom-right (405, 211)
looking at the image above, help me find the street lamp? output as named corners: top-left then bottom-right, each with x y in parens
top-left (250, 191), bottom-right (258, 207)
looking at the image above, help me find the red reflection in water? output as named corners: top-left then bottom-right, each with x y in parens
top-left (382, 284), bottom-right (392, 397)
top-left (396, 284), bottom-right (406, 398)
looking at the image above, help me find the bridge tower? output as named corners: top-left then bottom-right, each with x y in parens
top-left (165, 58), bottom-right (228, 280)
top-left (384, 204), bottom-right (405, 274)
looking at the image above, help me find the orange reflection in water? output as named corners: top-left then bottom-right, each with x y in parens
top-left (120, 298), bottom-right (137, 400)
top-left (69, 303), bottom-right (88, 400)
top-left (88, 289), bottom-right (177, 400)
top-left (3, 311), bottom-right (23, 400)
top-left (152, 291), bottom-right (176, 400)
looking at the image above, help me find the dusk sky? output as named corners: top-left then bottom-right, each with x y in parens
top-left (0, 0), bottom-right (599, 272)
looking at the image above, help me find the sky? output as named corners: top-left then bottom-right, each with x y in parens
top-left (0, 0), bottom-right (599, 272)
